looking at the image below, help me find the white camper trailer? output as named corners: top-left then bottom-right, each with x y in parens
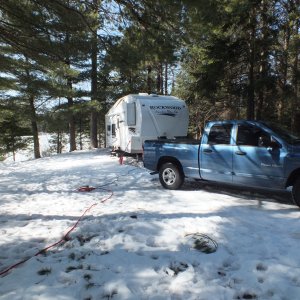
top-left (105, 93), bottom-right (189, 154)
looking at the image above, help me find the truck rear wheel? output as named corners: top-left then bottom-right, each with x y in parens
top-left (159, 163), bottom-right (184, 190)
top-left (292, 178), bottom-right (300, 208)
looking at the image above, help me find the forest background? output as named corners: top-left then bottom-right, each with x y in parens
top-left (0, 0), bottom-right (299, 160)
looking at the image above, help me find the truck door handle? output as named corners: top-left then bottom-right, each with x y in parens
top-left (203, 149), bottom-right (213, 153)
top-left (235, 150), bottom-right (247, 156)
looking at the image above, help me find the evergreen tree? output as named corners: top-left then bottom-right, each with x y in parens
top-left (178, 0), bottom-right (298, 129)
top-left (0, 102), bottom-right (31, 161)
top-left (103, 0), bottom-right (182, 96)
top-left (0, 0), bottom-right (95, 154)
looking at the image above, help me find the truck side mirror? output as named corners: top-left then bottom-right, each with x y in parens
top-left (269, 138), bottom-right (281, 149)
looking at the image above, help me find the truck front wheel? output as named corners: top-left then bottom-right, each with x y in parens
top-left (292, 178), bottom-right (300, 208)
top-left (159, 163), bottom-right (184, 190)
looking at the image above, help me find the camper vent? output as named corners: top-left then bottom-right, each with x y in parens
top-left (138, 93), bottom-right (159, 97)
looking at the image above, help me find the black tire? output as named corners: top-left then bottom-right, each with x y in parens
top-left (159, 162), bottom-right (184, 190)
top-left (292, 178), bottom-right (300, 208)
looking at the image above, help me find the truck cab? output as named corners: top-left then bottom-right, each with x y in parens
top-left (201, 121), bottom-right (291, 188)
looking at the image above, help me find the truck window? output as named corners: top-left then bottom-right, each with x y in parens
top-left (236, 124), bottom-right (270, 147)
top-left (208, 124), bottom-right (232, 145)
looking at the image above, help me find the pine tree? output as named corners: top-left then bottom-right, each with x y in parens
top-left (178, 0), bottom-right (293, 125)
top-left (0, 101), bottom-right (31, 161)
top-left (0, 0), bottom-right (96, 154)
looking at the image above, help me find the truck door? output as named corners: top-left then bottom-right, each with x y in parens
top-left (200, 123), bottom-right (233, 183)
top-left (232, 123), bottom-right (285, 188)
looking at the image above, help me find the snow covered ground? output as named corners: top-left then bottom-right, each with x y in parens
top-left (0, 150), bottom-right (300, 300)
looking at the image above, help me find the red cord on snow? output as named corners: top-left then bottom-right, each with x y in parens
top-left (77, 186), bottom-right (96, 192)
top-left (0, 187), bottom-right (113, 277)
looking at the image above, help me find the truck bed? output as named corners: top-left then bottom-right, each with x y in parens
top-left (143, 138), bottom-right (201, 179)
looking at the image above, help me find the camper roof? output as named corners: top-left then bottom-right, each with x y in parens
top-left (108, 93), bottom-right (181, 111)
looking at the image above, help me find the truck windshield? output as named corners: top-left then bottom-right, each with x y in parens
top-left (262, 122), bottom-right (300, 144)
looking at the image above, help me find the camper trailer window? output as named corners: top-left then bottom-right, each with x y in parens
top-left (127, 102), bottom-right (136, 126)
top-left (107, 125), bottom-right (111, 132)
top-left (112, 124), bottom-right (116, 137)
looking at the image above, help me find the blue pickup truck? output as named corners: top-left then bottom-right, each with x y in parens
top-left (143, 120), bottom-right (300, 207)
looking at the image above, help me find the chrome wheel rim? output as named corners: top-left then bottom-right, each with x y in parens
top-left (162, 168), bottom-right (176, 185)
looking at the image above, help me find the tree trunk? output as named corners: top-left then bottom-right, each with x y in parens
top-left (25, 57), bottom-right (40, 159)
top-left (256, 0), bottom-right (268, 120)
top-left (248, 51), bottom-right (255, 119)
top-left (57, 131), bottom-right (62, 154)
top-left (147, 65), bottom-right (152, 94)
top-left (160, 63), bottom-right (163, 94)
top-left (171, 67), bottom-right (175, 94)
top-left (78, 113), bottom-right (82, 150)
top-left (57, 98), bottom-right (62, 154)
top-left (279, 21), bottom-right (290, 122)
top-left (247, 8), bottom-right (256, 120)
top-left (164, 62), bottom-right (168, 95)
top-left (12, 139), bottom-right (16, 162)
top-left (64, 27), bottom-right (76, 152)
top-left (103, 101), bottom-right (107, 148)
top-left (67, 77), bottom-right (77, 152)
top-left (29, 95), bottom-right (41, 159)
top-left (90, 0), bottom-right (99, 148)
top-left (156, 64), bottom-right (162, 94)
top-left (90, 111), bottom-right (98, 147)
top-left (291, 18), bottom-right (299, 132)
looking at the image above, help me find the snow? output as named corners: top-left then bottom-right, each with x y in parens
top-left (0, 149), bottom-right (300, 300)
top-left (3, 134), bottom-right (52, 162)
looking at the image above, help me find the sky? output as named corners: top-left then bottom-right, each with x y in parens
top-left (0, 148), bottom-right (300, 300)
